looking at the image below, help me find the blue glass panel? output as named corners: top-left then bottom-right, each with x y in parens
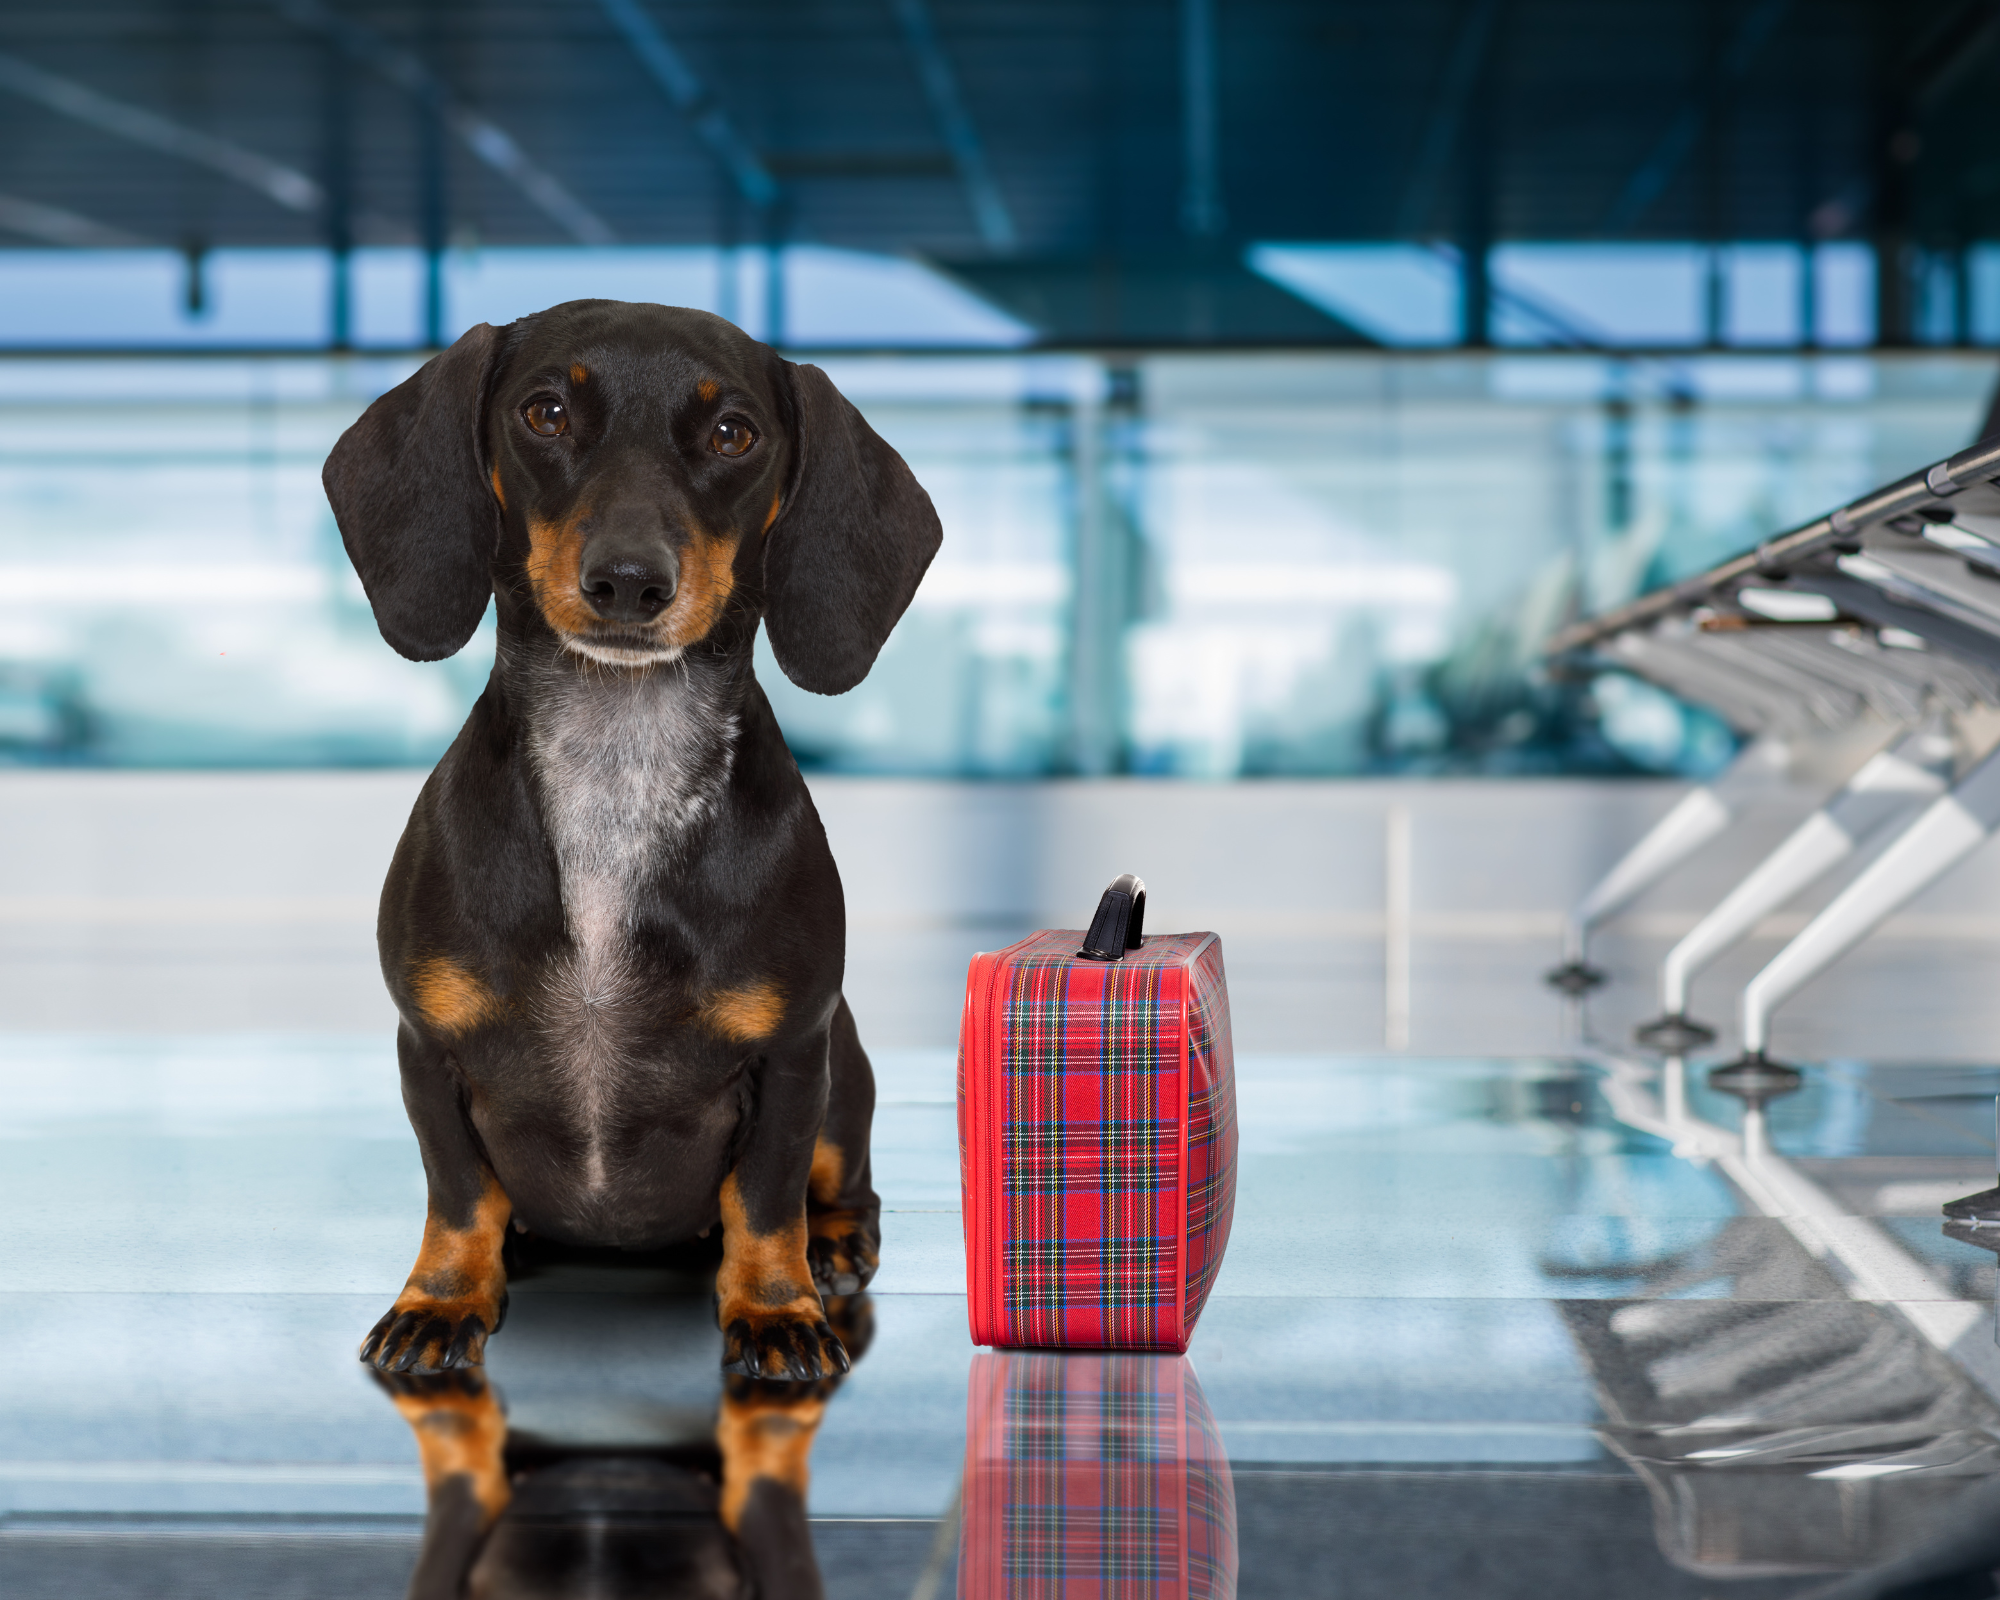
top-left (0, 349), bottom-right (1987, 775)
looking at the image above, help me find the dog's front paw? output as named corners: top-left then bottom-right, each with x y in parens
top-left (360, 1286), bottom-right (507, 1374)
top-left (720, 1307), bottom-right (851, 1382)
top-left (820, 1292), bottom-right (876, 1367)
top-left (806, 1208), bottom-right (880, 1297)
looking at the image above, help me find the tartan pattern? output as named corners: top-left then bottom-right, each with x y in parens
top-left (1183, 1358), bottom-right (1239, 1599)
top-left (1002, 1361), bottom-right (1173, 1588)
top-left (995, 931), bottom-right (1208, 1350)
top-left (962, 926), bottom-right (1236, 1352)
top-left (1180, 940), bottom-right (1237, 1340)
top-left (960, 1351), bottom-right (1239, 1600)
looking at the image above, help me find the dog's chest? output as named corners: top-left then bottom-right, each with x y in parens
top-left (524, 670), bottom-right (738, 1180)
top-left (530, 673), bottom-right (732, 940)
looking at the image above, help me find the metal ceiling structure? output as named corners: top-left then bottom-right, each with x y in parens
top-left (2, 0), bottom-right (2000, 343)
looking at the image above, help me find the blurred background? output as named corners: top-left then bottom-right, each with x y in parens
top-left (6, 0), bottom-right (2000, 779)
top-left (17, 0), bottom-right (2000, 1053)
top-left (20, 8), bottom-right (2000, 1597)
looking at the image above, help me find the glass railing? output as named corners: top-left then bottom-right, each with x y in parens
top-left (0, 349), bottom-right (1990, 775)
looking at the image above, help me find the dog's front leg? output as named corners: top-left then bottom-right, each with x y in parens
top-left (717, 1027), bottom-right (850, 1382)
top-left (373, 1367), bottom-right (509, 1598)
top-left (806, 996), bottom-right (882, 1297)
top-left (362, 1025), bottom-right (512, 1373)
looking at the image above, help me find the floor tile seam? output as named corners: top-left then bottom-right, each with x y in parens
top-left (16, 1289), bottom-right (1977, 1303)
top-left (0, 954), bottom-right (380, 965)
top-left (1201, 1290), bottom-right (1988, 1303)
top-left (1210, 1419), bottom-right (1602, 1428)
top-left (0, 1281), bottom-right (963, 1291)
top-left (1222, 1466), bottom-right (1637, 1481)
top-left (1216, 1208), bottom-right (1918, 1217)
top-left (0, 1461), bottom-right (423, 1475)
top-left (0, 1526), bottom-right (427, 1543)
top-left (0, 1289), bottom-right (413, 1300)
top-left (0, 1514), bottom-right (430, 1523)
top-left (0, 1291), bottom-right (980, 1306)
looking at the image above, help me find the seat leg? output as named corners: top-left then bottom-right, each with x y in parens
top-left (1641, 722), bottom-right (1951, 1040)
top-left (1549, 736), bottom-right (1793, 990)
top-left (1739, 744), bottom-right (2000, 1056)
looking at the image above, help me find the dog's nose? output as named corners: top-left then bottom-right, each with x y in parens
top-left (581, 549), bottom-right (679, 623)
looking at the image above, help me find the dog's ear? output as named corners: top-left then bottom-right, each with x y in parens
top-left (324, 324), bottom-right (503, 662)
top-left (762, 362), bottom-right (943, 695)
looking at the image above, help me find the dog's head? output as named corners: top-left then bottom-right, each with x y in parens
top-left (323, 301), bottom-right (942, 694)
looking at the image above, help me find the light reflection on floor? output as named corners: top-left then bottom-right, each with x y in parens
top-left (3, 1037), bottom-right (1999, 1596)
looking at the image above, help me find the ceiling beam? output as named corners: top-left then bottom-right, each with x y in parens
top-left (891, 0), bottom-right (1016, 250)
top-left (1602, 0), bottom-right (1793, 236)
top-left (1903, 0), bottom-right (2000, 113)
top-left (593, 0), bottom-right (779, 212)
top-left (0, 51), bottom-right (323, 216)
top-left (0, 192), bottom-right (149, 248)
top-left (1395, 0), bottom-right (1502, 238)
top-left (1796, 3), bottom-right (2000, 253)
top-left (275, 0), bottom-right (616, 245)
top-left (1177, 0), bottom-right (1223, 238)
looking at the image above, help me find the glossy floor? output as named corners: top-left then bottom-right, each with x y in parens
top-left (4, 1030), bottom-right (2000, 1598)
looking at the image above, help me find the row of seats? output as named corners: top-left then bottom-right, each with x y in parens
top-left (1547, 419), bottom-right (2000, 1067)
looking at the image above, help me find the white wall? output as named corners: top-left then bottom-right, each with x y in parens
top-left (5, 771), bottom-right (2000, 1058)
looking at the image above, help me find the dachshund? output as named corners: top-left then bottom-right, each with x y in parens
top-left (374, 1291), bottom-right (876, 1600)
top-left (323, 299), bottom-right (940, 1383)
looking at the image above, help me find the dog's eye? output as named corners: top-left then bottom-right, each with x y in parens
top-left (710, 418), bottom-right (756, 458)
top-left (522, 397), bottom-right (568, 437)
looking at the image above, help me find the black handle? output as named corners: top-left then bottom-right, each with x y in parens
top-left (1077, 874), bottom-right (1146, 960)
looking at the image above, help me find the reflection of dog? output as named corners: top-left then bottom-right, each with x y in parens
top-left (325, 302), bottom-right (939, 1380)
top-left (378, 1294), bottom-right (874, 1599)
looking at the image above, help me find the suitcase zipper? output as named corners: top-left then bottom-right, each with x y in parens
top-left (979, 949), bottom-right (1007, 1340)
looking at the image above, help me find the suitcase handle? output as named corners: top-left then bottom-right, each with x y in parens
top-left (1077, 874), bottom-right (1146, 959)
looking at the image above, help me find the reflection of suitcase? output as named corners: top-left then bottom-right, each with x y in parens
top-left (959, 1351), bottom-right (1239, 1600)
top-left (958, 876), bottom-right (1237, 1352)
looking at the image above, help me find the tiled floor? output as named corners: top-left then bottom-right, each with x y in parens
top-left (6, 1019), bottom-right (2000, 1597)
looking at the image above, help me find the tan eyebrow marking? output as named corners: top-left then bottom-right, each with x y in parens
top-left (698, 378), bottom-right (720, 402)
top-left (410, 956), bottom-right (505, 1036)
top-left (700, 979), bottom-right (785, 1042)
top-left (570, 363), bottom-right (588, 384)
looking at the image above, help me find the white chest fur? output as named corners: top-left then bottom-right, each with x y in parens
top-left (524, 663), bottom-right (738, 1187)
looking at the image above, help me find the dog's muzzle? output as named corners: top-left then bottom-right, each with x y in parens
top-left (580, 541), bottom-right (680, 625)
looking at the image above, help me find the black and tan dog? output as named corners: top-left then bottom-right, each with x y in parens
top-left (376, 1293), bottom-right (874, 1600)
top-left (324, 300), bottom-right (940, 1382)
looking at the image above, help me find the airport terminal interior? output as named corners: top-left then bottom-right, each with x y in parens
top-left (20, 2), bottom-right (2000, 1596)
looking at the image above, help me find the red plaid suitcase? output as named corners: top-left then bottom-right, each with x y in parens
top-left (958, 1350), bottom-right (1239, 1600)
top-left (958, 875), bottom-right (1237, 1352)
